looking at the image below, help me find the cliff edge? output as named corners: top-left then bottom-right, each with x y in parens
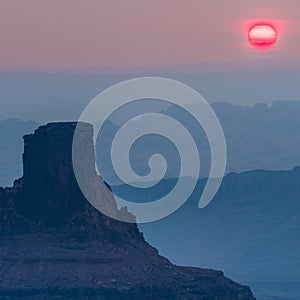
top-left (0, 122), bottom-right (255, 299)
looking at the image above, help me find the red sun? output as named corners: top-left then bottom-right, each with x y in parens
top-left (248, 24), bottom-right (277, 50)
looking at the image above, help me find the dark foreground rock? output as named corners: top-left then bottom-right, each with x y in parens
top-left (0, 122), bottom-right (255, 299)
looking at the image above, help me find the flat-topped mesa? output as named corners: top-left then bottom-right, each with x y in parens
top-left (0, 122), bottom-right (256, 299)
top-left (19, 122), bottom-right (137, 237)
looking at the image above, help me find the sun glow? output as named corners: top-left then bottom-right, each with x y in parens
top-left (248, 24), bottom-right (277, 50)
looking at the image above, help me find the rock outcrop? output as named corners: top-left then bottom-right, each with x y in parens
top-left (0, 122), bottom-right (255, 299)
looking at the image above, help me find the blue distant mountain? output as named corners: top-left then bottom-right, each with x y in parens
top-left (0, 118), bottom-right (38, 187)
top-left (97, 100), bottom-right (300, 184)
top-left (114, 167), bottom-right (300, 299)
top-left (1, 101), bottom-right (300, 187)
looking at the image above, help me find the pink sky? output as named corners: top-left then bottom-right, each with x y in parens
top-left (0, 0), bottom-right (299, 70)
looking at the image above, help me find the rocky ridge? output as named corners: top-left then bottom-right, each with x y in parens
top-left (0, 122), bottom-right (255, 299)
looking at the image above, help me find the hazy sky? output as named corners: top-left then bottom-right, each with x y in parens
top-left (0, 0), bottom-right (300, 70)
top-left (0, 1), bottom-right (299, 122)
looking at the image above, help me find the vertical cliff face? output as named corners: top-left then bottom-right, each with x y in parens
top-left (17, 122), bottom-right (138, 239)
top-left (22, 122), bottom-right (86, 226)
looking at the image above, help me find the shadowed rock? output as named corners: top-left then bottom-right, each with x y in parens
top-left (0, 122), bottom-right (255, 299)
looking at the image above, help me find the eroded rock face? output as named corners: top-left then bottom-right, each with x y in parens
top-left (19, 122), bottom-right (137, 239)
top-left (0, 122), bottom-right (255, 299)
